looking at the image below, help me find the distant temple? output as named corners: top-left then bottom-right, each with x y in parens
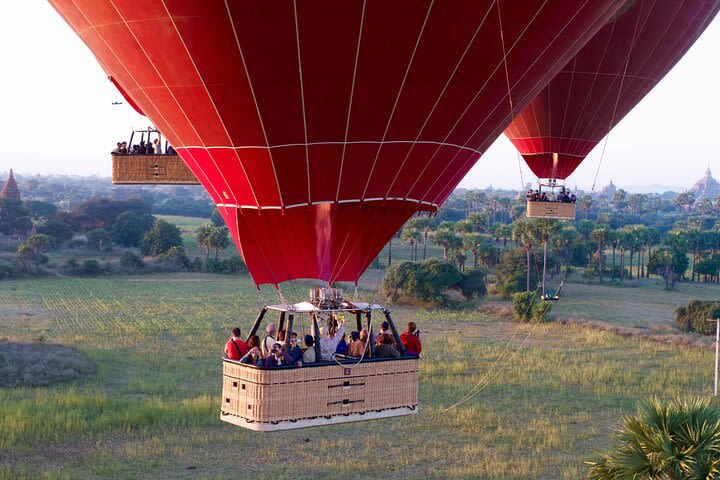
top-left (692, 166), bottom-right (719, 201)
top-left (0, 169), bottom-right (21, 201)
top-left (599, 180), bottom-right (617, 197)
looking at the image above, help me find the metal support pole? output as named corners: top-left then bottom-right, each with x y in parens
top-left (246, 307), bottom-right (267, 343)
top-left (715, 318), bottom-right (719, 397)
top-left (366, 311), bottom-right (375, 358)
top-left (383, 308), bottom-right (406, 356)
top-left (278, 311), bottom-right (286, 333)
top-left (286, 314), bottom-right (294, 344)
top-left (311, 314), bottom-right (321, 361)
top-left (356, 312), bottom-right (362, 333)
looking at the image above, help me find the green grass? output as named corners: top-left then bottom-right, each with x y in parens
top-left (0, 275), bottom-right (719, 478)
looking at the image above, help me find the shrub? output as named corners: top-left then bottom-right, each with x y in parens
top-left (119, 251), bottom-right (144, 272)
top-left (142, 219), bottom-right (182, 256)
top-left (513, 291), bottom-right (536, 322)
top-left (675, 299), bottom-right (720, 334)
top-left (533, 301), bottom-right (553, 323)
top-left (81, 259), bottom-right (102, 276)
top-left (155, 246), bottom-right (190, 271)
top-left (457, 269), bottom-right (487, 301)
top-left (382, 259), bottom-right (462, 306)
top-left (496, 248), bottom-right (538, 299)
top-left (0, 262), bottom-right (17, 280)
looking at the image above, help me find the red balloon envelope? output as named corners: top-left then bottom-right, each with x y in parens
top-left (505, 0), bottom-right (720, 181)
top-left (49, 0), bottom-right (625, 285)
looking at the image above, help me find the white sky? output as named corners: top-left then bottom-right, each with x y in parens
top-left (0, 1), bottom-right (717, 192)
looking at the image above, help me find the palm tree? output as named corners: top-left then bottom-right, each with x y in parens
top-left (434, 226), bottom-right (456, 260)
top-left (586, 397), bottom-right (720, 480)
top-left (512, 219), bottom-right (536, 292)
top-left (535, 219), bottom-right (558, 295)
top-left (400, 227), bottom-right (421, 261)
top-left (494, 223), bottom-right (512, 250)
top-left (591, 227), bottom-right (608, 284)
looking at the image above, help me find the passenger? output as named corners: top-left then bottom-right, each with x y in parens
top-left (571, 194), bottom-right (577, 204)
top-left (287, 332), bottom-right (303, 363)
top-left (540, 192), bottom-right (548, 202)
top-left (347, 331), bottom-right (364, 357)
top-left (224, 327), bottom-right (248, 360)
top-left (153, 138), bottom-right (161, 154)
top-left (120, 142), bottom-right (128, 155)
top-left (240, 335), bottom-right (263, 365)
top-left (111, 142), bottom-right (122, 155)
top-left (264, 343), bottom-right (302, 367)
top-left (335, 333), bottom-right (348, 355)
top-left (302, 335), bottom-right (316, 364)
top-left (400, 322), bottom-right (422, 357)
top-left (262, 323), bottom-right (277, 356)
top-left (277, 329), bottom-right (287, 348)
top-left (375, 333), bottom-right (400, 358)
top-left (166, 145), bottom-right (176, 155)
top-left (318, 319), bottom-right (345, 361)
top-left (130, 144), bottom-right (142, 155)
top-left (146, 142), bottom-right (155, 155)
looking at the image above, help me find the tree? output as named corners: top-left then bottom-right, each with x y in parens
top-left (434, 226), bottom-right (456, 260)
top-left (211, 208), bottom-right (225, 227)
top-left (648, 247), bottom-right (686, 290)
top-left (578, 195), bottom-right (594, 219)
top-left (512, 220), bottom-right (536, 292)
top-left (673, 190), bottom-right (696, 212)
top-left (211, 227), bottom-right (230, 260)
top-left (86, 228), bottom-right (112, 251)
top-left (111, 211), bottom-right (154, 247)
top-left (141, 219), bottom-right (183, 256)
top-left (196, 224), bottom-right (215, 259)
top-left (586, 397), bottom-right (720, 480)
top-left (591, 227), bottom-right (608, 284)
top-left (611, 189), bottom-right (628, 212)
top-left (493, 223), bottom-right (512, 250)
top-left (400, 227), bottom-right (422, 261)
top-left (534, 219), bottom-right (558, 295)
top-left (16, 234), bottom-right (53, 268)
top-left (37, 219), bottom-right (74, 244)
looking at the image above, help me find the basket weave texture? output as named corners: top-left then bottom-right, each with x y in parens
top-left (112, 155), bottom-right (199, 184)
top-left (221, 358), bottom-right (419, 425)
top-left (526, 201), bottom-right (575, 219)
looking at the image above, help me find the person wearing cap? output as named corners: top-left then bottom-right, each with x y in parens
top-left (318, 319), bottom-right (345, 361)
top-left (302, 335), bottom-right (316, 364)
top-left (264, 342), bottom-right (302, 367)
top-left (224, 327), bottom-right (248, 360)
top-left (400, 322), bottom-right (422, 357)
top-left (262, 323), bottom-right (277, 357)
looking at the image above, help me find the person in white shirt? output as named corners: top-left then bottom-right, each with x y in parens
top-left (262, 323), bottom-right (277, 357)
top-left (318, 320), bottom-right (345, 361)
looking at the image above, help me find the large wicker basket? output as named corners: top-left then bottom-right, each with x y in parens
top-left (111, 155), bottom-right (199, 184)
top-left (221, 357), bottom-right (420, 431)
top-left (526, 201), bottom-right (575, 219)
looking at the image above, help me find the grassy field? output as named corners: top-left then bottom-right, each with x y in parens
top-left (1, 273), bottom-right (719, 479)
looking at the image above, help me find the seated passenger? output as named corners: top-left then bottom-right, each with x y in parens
top-left (224, 327), bottom-right (248, 360)
top-left (303, 335), bottom-right (316, 364)
top-left (264, 343), bottom-right (302, 367)
top-left (375, 333), bottom-right (400, 358)
top-left (349, 329), bottom-right (367, 357)
top-left (318, 319), bottom-right (345, 361)
top-left (240, 335), bottom-right (263, 365)
top-left (335, 333), bottom-right (348, 355)
top-left (400, 322), bottom-right (422, 357)
top-left (261, 323), bottom-right (277, 357)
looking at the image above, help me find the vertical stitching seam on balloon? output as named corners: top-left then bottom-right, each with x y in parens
top-left (426, 0), bottom-right (609, 205)
top-left (434, 0), bottom-right (617, 199)
top-left (415, 0), bottom-right (557, 203)
top-left (292, 0), bottom-right (311, 206)
top-left (105, 0), bottom-right (237, 204)
top-left (336, 0), bottom-right (366, 203)
top-left (223, 0), bottom-right (285, 209)
top-left (384, 0), bottom-right (497, 203)
top-left (359, 0), bottom-right (436, 202)
top-left (159, 0), bottom-right (260, 208)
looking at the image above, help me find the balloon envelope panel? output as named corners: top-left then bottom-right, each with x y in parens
top-left (505, 0), bottom-right (720, 180)
top-left (49, 0), bottom-right (626, 284)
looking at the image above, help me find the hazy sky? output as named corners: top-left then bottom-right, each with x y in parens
top-left (0, 1), bottom-right (717, 192)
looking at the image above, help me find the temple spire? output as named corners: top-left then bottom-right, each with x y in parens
top-left (0, 169), bottom-right (22, 200)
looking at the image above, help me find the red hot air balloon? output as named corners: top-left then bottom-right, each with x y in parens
top-left (505, 0), bottom-right (720, 181)
top-left (49, 0), bottom-right (627, 285)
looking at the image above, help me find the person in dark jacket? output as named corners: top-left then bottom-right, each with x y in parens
top-left (375, 334), bottom-right (400, 358)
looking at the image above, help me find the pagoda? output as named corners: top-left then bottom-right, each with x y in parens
top-left (692, 166), bottom-right (719, 201)
top-left (0, 169), bottom-right (21, 200)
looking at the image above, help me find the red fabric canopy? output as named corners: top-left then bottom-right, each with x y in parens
top-left (49, 0), bottom-right (625, 284)
top-left (505, 0), bottom-right (720, 180)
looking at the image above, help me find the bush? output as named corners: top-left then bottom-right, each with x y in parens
top-left (141, 219), bottom-right (182, 256)
top-left (675, 299), bottom-right (720, 334)
top-left (154, 246), bottom-right (190, 271)
top-left (513, 291), bottom-right (536, 322)
top-left (80, 259), bottom-right (102, 276)
top-left (0, 262), bottom-right (17, 280)
top-left (382, 259), bottom-right (463, 306)
top-left (457, 269), bottom-right (487, 301)
top-left (119, 251), bottom-right (144, 272)
top-left (496, 248), bottom-right (538, 299)
top-left (204, 255), bottom-right (247, 274)
top-left (533, 301), bottom-right (553, 323)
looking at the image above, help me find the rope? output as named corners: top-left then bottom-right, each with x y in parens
top-left (590, 1), bottom-right (646, 192)
top-left (444, 285), bottom-right (542, 411)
